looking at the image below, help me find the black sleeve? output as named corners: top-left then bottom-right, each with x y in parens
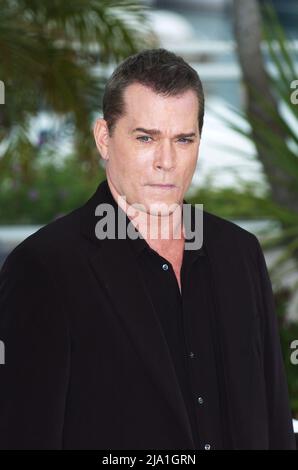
top-left (255, 237), bottom-right (296, 450)
top-left (0, 243), bottom-right (70, 449)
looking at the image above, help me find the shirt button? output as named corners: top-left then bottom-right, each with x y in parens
top-left (189, 351), bottom-right (195, 359)
top-left (162, 263), bottom-right (169, 271)
top-left (204, 444), bottom-right (211, 450)
top-left (197, 396), bottom-right (204, 405)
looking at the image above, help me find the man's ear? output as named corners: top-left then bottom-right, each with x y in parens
top-left (93, 118), bottom-right (110, 161)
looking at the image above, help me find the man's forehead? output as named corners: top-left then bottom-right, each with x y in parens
top-left (121, 84), bottom-right (199, 133)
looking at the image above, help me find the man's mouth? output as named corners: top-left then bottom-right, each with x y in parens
top-left (147, 184), bottom-right (176, 189)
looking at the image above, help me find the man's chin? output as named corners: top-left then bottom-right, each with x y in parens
top-left (144, 201), bottom-right (181, 217)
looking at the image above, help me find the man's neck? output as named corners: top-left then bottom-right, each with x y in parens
top-left (106, 177), bottom-right (185, 249)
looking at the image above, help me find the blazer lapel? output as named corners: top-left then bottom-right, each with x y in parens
top-left (80, 179), bottom-right (195, 448)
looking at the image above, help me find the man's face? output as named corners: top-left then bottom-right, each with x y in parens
top-left (97, 82), bottom-right (200, 215)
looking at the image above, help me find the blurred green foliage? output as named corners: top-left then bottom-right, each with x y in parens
top-left (0, 155), bottom-right (105, 224)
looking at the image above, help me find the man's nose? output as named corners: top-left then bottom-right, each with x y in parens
top-left (154, 141), bottom-right (176, 171)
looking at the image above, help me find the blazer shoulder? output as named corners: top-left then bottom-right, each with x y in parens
top-left (203, 209), bottom-right (260, 253)
top-left (2, 205), bottom-right (83, 272)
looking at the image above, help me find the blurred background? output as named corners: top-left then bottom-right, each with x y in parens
top-left (0, 0), bottom-right (298, 440)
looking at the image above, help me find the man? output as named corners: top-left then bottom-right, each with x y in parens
top-left (0, 48), bottom-right (296, 450)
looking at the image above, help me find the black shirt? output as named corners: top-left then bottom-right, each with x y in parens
top-left (127, 216), bottom-right (225, 450)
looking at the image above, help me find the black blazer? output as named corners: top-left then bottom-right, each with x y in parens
top-left (0, 178), bottom-right (296, 449)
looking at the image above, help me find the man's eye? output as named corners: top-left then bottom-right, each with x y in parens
top-left (136, 136), bottom-right (193, 144)
top-left (136, 136), bottom-right (151, 142)
top-left (179, 138), bottom-right (193, 144)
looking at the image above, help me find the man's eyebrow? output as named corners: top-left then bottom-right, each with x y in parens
top-left (131, 127), bottom-right (197, 138)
